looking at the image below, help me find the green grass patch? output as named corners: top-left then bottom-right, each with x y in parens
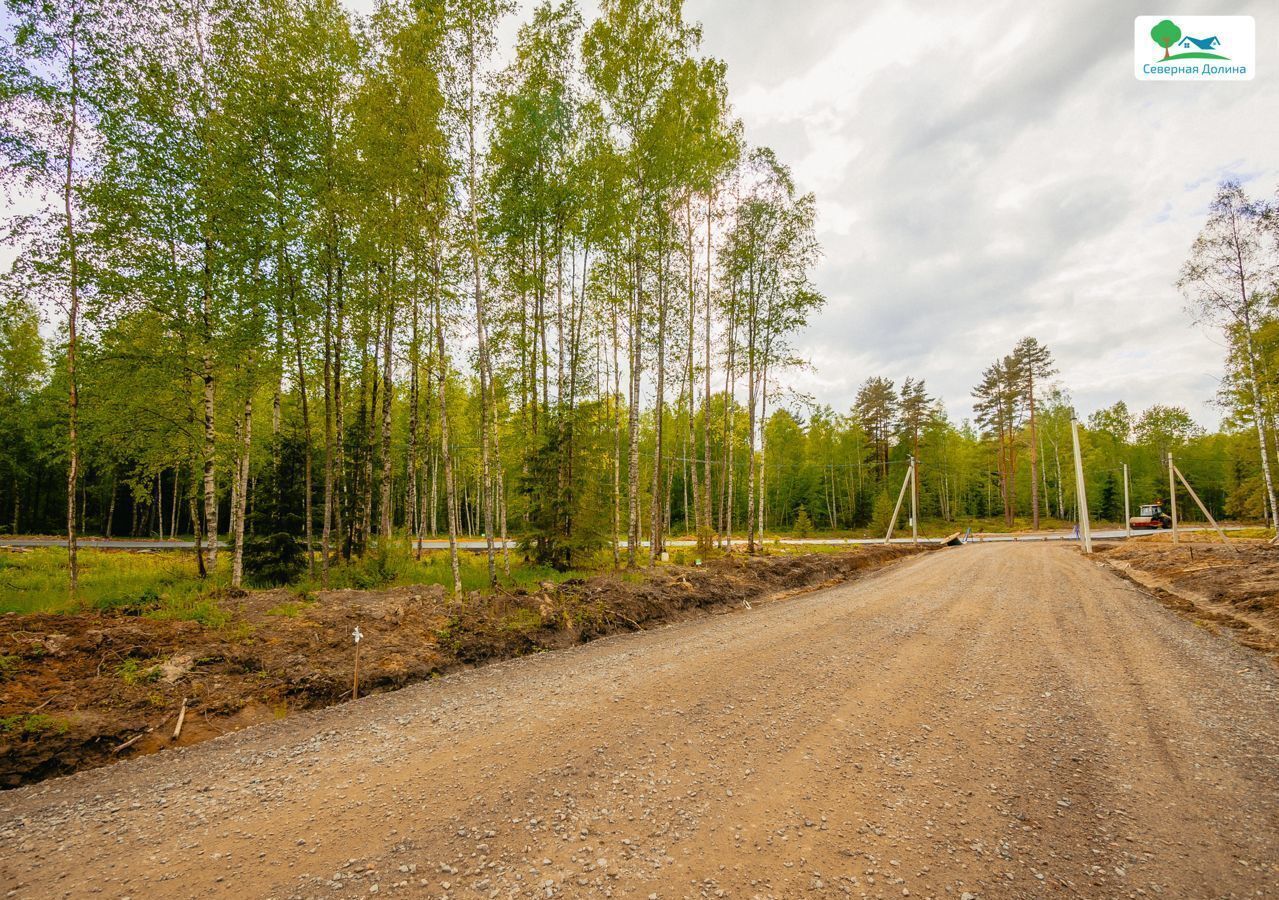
top-left (300, 544), bottom-right (592, 595)
top-left (0, 548), bottom-right (230, 618)
top-left (0, 654), bottom-right (20, 680)
top-left (117, 657), bottom-right (161, 686)
top-left (502, 607), bottom-right (543, 633)
top-left (265, 600), bottom-right (313, 617)
top-left (1209, 526), bottom-right (1270, 540)
top-left (0, 713), bottom-right (69, 737)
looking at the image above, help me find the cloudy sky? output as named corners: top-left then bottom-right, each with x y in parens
top-left (670, 0), bottom-right (1278, 429)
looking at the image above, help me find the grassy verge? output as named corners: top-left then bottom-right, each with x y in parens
top-left (0, 545), bottom-right (602, 619)
top-left (0, 549), bottom-right (228, 616)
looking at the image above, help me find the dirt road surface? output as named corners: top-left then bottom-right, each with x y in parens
top-left (3, 544), bottom-right (1277, 899)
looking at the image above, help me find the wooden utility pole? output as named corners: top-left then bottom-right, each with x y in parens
top-left (1070, 420), bottom-right (1092, 553)
top-left (1167, 452), bottom-right (1179, 545)
top-left (1122, 462), bottom-right (1132, 538)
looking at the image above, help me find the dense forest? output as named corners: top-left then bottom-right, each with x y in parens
top-left (1, 0), bottom-right (1276, 594)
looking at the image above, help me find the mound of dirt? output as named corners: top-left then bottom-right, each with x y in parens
top-left (1095, 538), bottom-right (1279, 657)
top-left (0, 545), bottom-right (924, 787)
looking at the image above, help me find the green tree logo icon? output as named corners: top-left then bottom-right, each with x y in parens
top-left (1150, 19), bottom-right (1182, 59)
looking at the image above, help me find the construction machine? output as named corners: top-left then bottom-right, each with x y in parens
top-left (1129, 501), bottom-right (1173, 530)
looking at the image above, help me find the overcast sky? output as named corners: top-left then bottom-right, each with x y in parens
top-left (677, 0), bottom-right (1278, 429)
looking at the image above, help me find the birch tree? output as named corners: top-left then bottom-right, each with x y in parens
top-left (1180, 181), bottom-right (1278, 529)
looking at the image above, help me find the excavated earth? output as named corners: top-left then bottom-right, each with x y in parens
top-left (0, 546), bottom-right (921, 787)
top-left (1, 542), bottom-right (1277, 899)
top-left (1095, 537), bottom-right (1279, 658)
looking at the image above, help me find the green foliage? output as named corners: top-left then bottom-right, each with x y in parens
top-left (0, 0), bottom-right (1269, 603)
top-left (0, 654), bottom-right (20, 680)
top-left (0, 549), bottom-right (226, 615)
top-left (148, 598), bottom-right (231, 629)
top-left (518, 411), bottom-right (610, 570)
top-left (502, 607), bottom-right (543, 634)
top-left (95, 587), bottom-right (162, 616)
top-left (1098, 473), bottom-right (1122, 522)
top-left (1150, 19), bottom-right (1182, 53)
top-left (792, 505), bottom-right (813, 538)
top-left (242, 533), bottom-right (306, 587)
top-left (249, 437), bottom-right (312, 537)
top-left (871, 491), bottom-right (895, 534)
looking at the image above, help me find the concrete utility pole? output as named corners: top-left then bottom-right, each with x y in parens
top-left (1173, 460), bottom-right (1234, 549)
top-left (1122, 462), bottom-right (1132, 538)
top-left (1070, 420), bottom-right (1092, 554)
top-left (910, 455), bottom-right (919, 545)
top-left (1168, 452), bottom-right (1179, 545)
top-left (884, 461), bottom-right (913, 544)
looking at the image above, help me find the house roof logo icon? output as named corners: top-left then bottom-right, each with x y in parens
top-left (1150, 19), bottom-right (1229, 61)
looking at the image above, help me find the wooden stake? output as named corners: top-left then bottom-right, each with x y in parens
top-left (1173, 463), bottom-right (1235, 550)
top-left (352, 624), bottom-right (363, 700)
top-left (172, 697), bottom-right (187, 742)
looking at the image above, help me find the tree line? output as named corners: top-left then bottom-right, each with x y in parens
top-left (1, 0), bottom-right (827, 592)
top-left (2, 0), bottom-right (1274, 600)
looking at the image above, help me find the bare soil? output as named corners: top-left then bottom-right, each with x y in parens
top-left (1094, 537), bottom-right (1279, 658)
top-left (0, 546), bottom-right (920, 788)
top-left (2, 543), bottom-right (1276, 899)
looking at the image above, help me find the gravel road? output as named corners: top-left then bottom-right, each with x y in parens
top-left (3, 544), bottom-right (1277, 899)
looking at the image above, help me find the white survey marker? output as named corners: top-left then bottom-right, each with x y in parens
top-left (352, 626), bottom-right (363, 644)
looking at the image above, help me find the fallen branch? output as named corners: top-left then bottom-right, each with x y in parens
top-left (612, 611), bottom-right (644, 631)
top-left (111, 732), bottom-right (145, 754)
top-left (111, 705), bottom-right (182, 754)
top-left (28, 693), bottom-right (61, 714)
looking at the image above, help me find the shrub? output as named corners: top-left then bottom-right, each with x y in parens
top-left (0, 655), bottom-right (19, 681)
top-left (871, 490), bottom-right (896, 534)
top-left (96, 587), bottom-right (162, 616)
top-left (793, 505), bottom-right (814, 538)
top-left (243, 533), bottom-right (306, 586)
top-left (502, 607), bottom-right (543, 634)
top-left (117, 658), bottom-right (161, 686)
top-left (350, 551), bottom-right (397, 588)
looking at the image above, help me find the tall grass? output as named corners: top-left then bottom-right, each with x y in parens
top-left (0, 544), bottom-right (601, 618)
top-left (0, 548), bottom-right (227, 615)
top-left (298, 544), bottom-right (594, 594)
